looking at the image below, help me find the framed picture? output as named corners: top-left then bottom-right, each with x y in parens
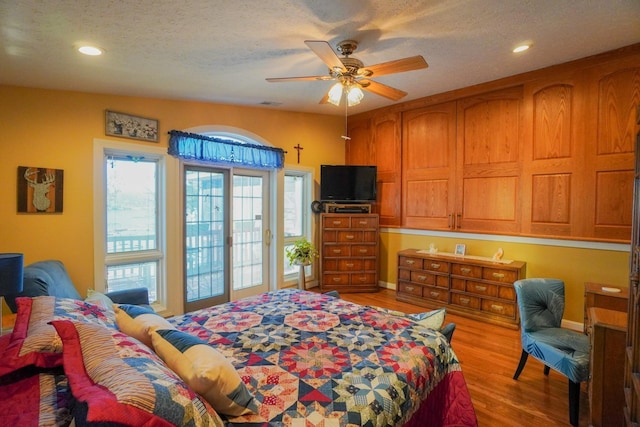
top-left (105, 110), bottom-right (158, 142)
top-left (17, 166), bottom-right (64, 213)
top-left (454, 243), bottom-right (466, 256)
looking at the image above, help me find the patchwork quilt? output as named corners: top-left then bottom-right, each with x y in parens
top-left (168, 289), bottom-right (477, 426)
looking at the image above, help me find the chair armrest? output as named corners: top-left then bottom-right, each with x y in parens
top-left (105, 288), bottom-right (149, 306)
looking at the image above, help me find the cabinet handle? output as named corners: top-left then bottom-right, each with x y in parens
top-left (491, 304), bottom-right (504, 312)
top-left (492, 272), bottom-right (505, 279)
top-left (460, 297), bottom-right (470, 304)
top-left (461, 267), bottom-right (471, 274)
top-left (475, 285), bottom-right (487, 292)
top-left (417, 275), bottom-right (427, 281)
top-left (358, 276), bottom-right (367, 282)
top-left (332, 249), bottom-right (342, 254)
top-left (345, 263), bottom-right (354, 268)
top-left (429, 291), bottom-right (440, 298)
top-left (405, 286), bottom-right (415, 292)
top-left (332, 277), bottom-right (342, 282)
top-left (332, 220), bottom-right (342, 225)
top-left (405, 260), bottom-right (415, 265)
top-left (430, 263), bottom-right (440, 269)
top-left (345, 235), bottom-right (355, 240)
top-left (358, 220), bottom-right (367, 225)
top-left (448, 214), bottom-right (453, 229)
top-left (358, 249), bottom-right (368, 254)
top-left (456, 213), bottom-right (462, 229)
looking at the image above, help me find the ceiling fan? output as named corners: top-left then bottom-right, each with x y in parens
top-left (266, 40), bottom-right (428, 106)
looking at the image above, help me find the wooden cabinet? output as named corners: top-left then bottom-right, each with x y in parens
top-left (346, 114), bottom-right (402, 227)
top-left (347, 45), bottom-right (640, 242)
top-left (396, 248), bottom-right (526, 328)
top-left (583, 282), bottom-right (629, 331)
top-left (588, 307), bottom-right (627, 427)
top-left (320, 213), bottom-right (379, 293)
top-left (623, 119), bottom-right (640, 426)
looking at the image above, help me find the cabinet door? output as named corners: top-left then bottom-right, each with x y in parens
top-left (346, 117), bottom-right (373, 165)
top-left (372, 113), bottom-right (402, 226)
top-left (456, 87), bottom-right (523, 233)
top-left (402, 102), bottom-right (457, 229)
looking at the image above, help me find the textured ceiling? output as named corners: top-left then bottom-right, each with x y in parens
top-left (1, 0), bottom-right (639, 116)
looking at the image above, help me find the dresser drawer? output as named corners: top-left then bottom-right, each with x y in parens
top-left (351, 216), bottom-right (378, 228)
top-left (323, 216), bottom-right (350, 228)
top-left (424, 286), bottom-right (449, 303)
top-left (498, 285), bottom-right (516, 300)
top-left (423, 259), bottom-right (449, 273)
top-left (338, 230), bottom-right (364, 243)
top-left (338, 259), bottom-right (363, 270)
top-left (466, 280), bottom-right (498, 297)
top-left (452, 263), bottom-right (482, 279)
top-left (399, 256), bottom-right (423, 269)
top-left (481, 299), bottom-right (516, 318)
top-left (451, 293), bottom-right (481, 310)
top-left (352, 245), bottom-right (376, 257)
top-left (399, 281), bottom-right (423, 297)
top-left (323, 245), bottom-right (350, 257)
top-left (410, 271), bottom-right (435, 285)
top-left (350, 273), bottom-right (377, 285)
top-left (483, 267), bottom-right (517, 283)
top-left (323, 273), bottom-right (349, 286)
top-left (398, 268), bottom-right (412, 281)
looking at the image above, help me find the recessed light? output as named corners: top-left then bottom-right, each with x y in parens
top-left (77, 45), bottom-right (104, 56)
top-left (513, 44), bottom-right (530, 53)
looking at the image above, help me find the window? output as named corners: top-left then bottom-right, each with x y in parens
top-left (283, 168), bottom-right (314, 279)
top-left (94, 140), bottom-right (171, 310)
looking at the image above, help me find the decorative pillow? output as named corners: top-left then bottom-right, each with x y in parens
top-left (407, 308), bottom-right (447, 330)
top-left (50, 320), bottom-right (223, 427)
top-left (150, 328), bottom-right (259, 417)
top-left (0, 296), bottom-right (117, 376)
top-left (114, 303), bottom-right (174, 349)
top-left (84, 289), bottom-right (114, 312)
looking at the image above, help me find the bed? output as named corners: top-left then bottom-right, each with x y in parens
top-left (0, 289), bottom-right (477, 426)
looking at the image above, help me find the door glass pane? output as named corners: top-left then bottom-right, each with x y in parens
top-left (233, 174), bottom-right (263, 290)
top-left (106, 158), bottom-right (157, 253)
top-left (284, 174), bottom-right (303, 237)
top-left (185, 169), bottom-right (225, 302)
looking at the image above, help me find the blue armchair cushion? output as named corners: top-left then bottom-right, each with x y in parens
top-left (6, 260), bottom-right (81, 312)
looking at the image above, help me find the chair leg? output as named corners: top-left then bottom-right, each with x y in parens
top-left (568, 380), bottom-right (580, 427)
top-left (543, 365), bottom-right (550, 376)
top-left (513, 350), bottom-right (529, 380)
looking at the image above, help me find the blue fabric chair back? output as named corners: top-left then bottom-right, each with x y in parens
top-left (515, 278), bottom-right (564, 333)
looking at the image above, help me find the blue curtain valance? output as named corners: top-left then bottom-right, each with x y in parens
top-left (167, 130), bottom-right (285, 169)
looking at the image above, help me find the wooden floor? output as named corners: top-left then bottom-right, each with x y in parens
top-left (324, 288), bottom-right (588, 427)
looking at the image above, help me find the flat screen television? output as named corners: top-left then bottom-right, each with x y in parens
top-left (320, 165), bottom-right (377, 203)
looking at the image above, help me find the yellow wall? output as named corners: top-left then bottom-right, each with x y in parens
top-left (379, 231), bottom-right (629, 324)
top-left (0, 85), bottom-right (343, 297)
top-left (0, 85), bottom-right (631, 324)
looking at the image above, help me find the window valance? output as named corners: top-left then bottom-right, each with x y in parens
top-left (168, 130), bottom-right (285, 169)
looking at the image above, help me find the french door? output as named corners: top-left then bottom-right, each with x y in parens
top-left (183, 166), bottom-right (270, 312)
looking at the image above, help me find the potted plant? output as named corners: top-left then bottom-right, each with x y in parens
top-left (286, 237), bottom-right (319, 266)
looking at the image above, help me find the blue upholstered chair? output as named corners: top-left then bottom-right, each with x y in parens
top-left (512, 278), bottom-right (590, 426)
top-left (5, 260), bottom-right (150, 313)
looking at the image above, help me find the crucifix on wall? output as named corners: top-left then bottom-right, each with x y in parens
top-left (293, 144), bottom-right (304, 164)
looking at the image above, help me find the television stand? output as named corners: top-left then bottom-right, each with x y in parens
top-left (324, 203), bottom-right (371, 214)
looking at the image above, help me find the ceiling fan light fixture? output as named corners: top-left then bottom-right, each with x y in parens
top-left (513, 44), bottom-right (530, 53)
top-left (77, 45), bottom-right (104, 56)
top-left (347, 86), bottom-right (364, 106)
top-left (327, 82), bottom-right (343, 106)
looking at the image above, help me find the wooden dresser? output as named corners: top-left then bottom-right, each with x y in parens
top-left (396, 249), bottom-right (526, 328)
top-left (583, 282), bottom-right (629, 331)
top-left (319, 213), bottom-right (379, 293)
top-left (587, 307), bottom-right (627, 427)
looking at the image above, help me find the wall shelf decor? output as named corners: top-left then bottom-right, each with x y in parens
top-left (105, 110), bottom-right (158, 142)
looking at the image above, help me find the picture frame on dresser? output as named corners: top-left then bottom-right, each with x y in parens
top-left (454, 244), bottom-right (466, 256)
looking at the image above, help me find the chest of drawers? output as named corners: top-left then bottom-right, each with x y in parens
top-left (397, 249), bottom-right (526, 328)
top-left (320, 213), bottom-right (379, 293)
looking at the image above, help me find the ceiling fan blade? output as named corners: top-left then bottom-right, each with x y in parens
top-left (359, 79), bottom-right (407, 101)
top-left (304, 40), bottom-right (346, 73)
top-left (266, 75), bottom-right (334, 83)
top-left (360, 55), bottom-right (428, 77)
top-left (319, 91), bottom-right (330, 104)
